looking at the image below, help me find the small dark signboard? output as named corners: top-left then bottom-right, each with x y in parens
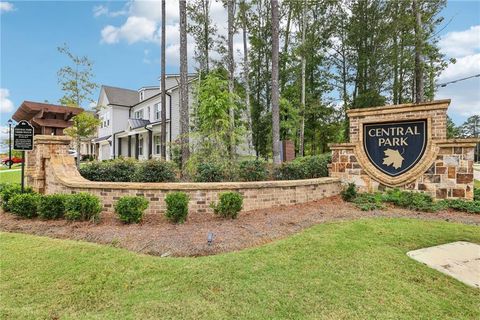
top-left (13, 120), bottom-right (34, 151)
top-left (363, 120), bottom-right (427, 177)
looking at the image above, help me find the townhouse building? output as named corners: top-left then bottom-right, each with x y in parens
top-left (93, 75), bottom-right (195, 161)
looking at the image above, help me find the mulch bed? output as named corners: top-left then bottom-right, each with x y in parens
top-left (1, 196), bottom-right (479, 257)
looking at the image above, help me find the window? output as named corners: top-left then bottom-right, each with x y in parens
top-left (138, 136), bottom-right (143, 156)
top-left (134, 109), bottom-right (144, 119)
top-left (155, 103), bottom-right (161, 120)
top-left (154, 135), bottom-right (161, 154)
top-left (140, 91), bottom-right (144, 101)
top-left (147, 106), bottom-right (150, 120)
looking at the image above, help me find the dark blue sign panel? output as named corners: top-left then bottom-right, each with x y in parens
top-left (363, 120), bottom-right (427, 177)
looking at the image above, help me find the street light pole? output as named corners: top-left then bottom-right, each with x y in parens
top-left (7, 119), bottom-right (13, 169)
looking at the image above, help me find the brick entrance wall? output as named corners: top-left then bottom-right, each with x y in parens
top-left (329, 100), bottom-right (478, 200)
top-left (26, 135), bottom-right (341, 214)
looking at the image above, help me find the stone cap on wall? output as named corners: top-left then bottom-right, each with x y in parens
top-left (34, 135), bottom-right (72, 145)
top-left (346, 99), bottom-right (450, 118)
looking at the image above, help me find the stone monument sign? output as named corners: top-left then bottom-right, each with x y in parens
top-left (329, 99), bottom-right (478, 199)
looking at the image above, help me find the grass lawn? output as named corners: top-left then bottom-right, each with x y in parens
top-left (475, 179), bottom-right (479, 189)
top-left (1, 218), bottom-right (479, 319)
top-left (0, 169), bottom-right (21, 184)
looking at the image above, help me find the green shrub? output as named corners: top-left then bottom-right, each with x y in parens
top-left (9, 193), bottom-right (40, 218)
top-left (135, 159), bottom-right (177, 182)
top-left (239, 159), bottom-right (269, 181)
top-left (37, 194), bottom-right (68, 219)
top-left (274, 161), bottom-right (307, 180)
top-left (194, 162), bottom-right (225, 182)
top-left (442, 199), bottom-right (480, 214)
top-left (353, 193), bottom-right (384, 211)
top-left (211, 192), bottom-right (243, 219)
top-left (0, 182), bottom-right (11, 193)
top-left (80, 158), bottom-right (137, 182)
top-left (341, 183), bottom-right (357, 202)
top-left (164, 192), bottom-right (189, 223)
top-left (474, 187), bottom-right (480, 201)
top-left (114, 196), bottom-right (149, 223)
top-left (383, 189), bottom-right (437, 212)
top-left (65, 192), bottom-right (102, 222)
top-left (0, 184), bottom-right (34, 212)
top-left (79, 161), bottom-right (107, 181)
top-left (273, 154), bottom-right (331, 181)
top-left (296, 154), bottom-right (331, 178)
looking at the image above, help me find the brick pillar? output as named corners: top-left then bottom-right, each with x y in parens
top-left (26, 135), bottom-right (71, 193)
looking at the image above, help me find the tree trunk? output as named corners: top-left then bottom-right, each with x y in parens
top-left (298, 0), bottom-right (306, 157)
top-left (204, 0), bottom-right (210, 73)
top-left (271, 0), bottom-right (281, 164)
top-left (241, 0), bottom-right (253, 153)
top-left (413, 0), bottom-right (424, 103)
top-left (161, 0), bottom-right (167, 159)
top-left (179, 0), bottom-right (190, 169)
top-left (227, 0), bottom-right (235, 159)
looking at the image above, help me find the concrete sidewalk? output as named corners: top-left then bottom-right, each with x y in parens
top-left (408, 241), bottom-right (480, 288)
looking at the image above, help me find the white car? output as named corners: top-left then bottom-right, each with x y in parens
top-left (68, 149), bottom-right (78, 158)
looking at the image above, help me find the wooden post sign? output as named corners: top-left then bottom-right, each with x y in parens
top-left (13, 120), bottom-right (34, 192)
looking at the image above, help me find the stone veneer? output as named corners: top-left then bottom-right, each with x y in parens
top-left (26, 135), bottom-right (341, 214)
top-left (329, 99), bottom-right (478, 200)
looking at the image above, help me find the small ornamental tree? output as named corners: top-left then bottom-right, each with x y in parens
top-left (65, 112), bottom-right (100, 168)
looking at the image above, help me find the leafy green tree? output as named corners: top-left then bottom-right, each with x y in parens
top-left (57, 44), bottom-right (98, 107)
top-left (446, 116), bottom-right (460, 139)
top-left (459, 115), bottom-right (480, 161)
top-left (193, 71), bottom-right (244, 156)
top-left (65, 112), bottom-right (100, 168)
top-left (187, 0), bottom-right (217, 73)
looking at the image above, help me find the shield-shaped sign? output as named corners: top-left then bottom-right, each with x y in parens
top-left (363, 120), bottom-right (427, 177)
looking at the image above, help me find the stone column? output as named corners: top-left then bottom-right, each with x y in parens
top-left (26, 135), bottom-right (71, 193)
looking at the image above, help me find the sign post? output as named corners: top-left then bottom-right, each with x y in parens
top-left (13, 120), bottom-right (34, 193)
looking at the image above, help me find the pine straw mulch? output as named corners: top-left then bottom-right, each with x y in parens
top-left (1, 196), bottom-right (479, 257)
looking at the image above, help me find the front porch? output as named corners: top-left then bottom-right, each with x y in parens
top-left (115, 120), bottom-right (171, 160)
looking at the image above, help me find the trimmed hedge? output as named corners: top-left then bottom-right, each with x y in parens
top-left (37, 194), bottom-right (68, 219)
top-left (239, 159), bottom-right (268, 181)
top-left (79, 155), bottom-right (332, 183)
top-left (211, 192), bottom-right (243, 219)
top-left (164, 192), bottom-right (189, 224)
top-left (65, 192), bottom-right (102, 222)
top-left (114, 196), bottom-right (149, 223)
top-left (9, 193), bottom-right (41, 218)
top-left (274, 154), bottom-right (331, 180)
top-left (134, 160), bottom-right (177, 182)
top-left (0, 184), bottom-right (35, 212)
top-left (79, 158), bottom-right (137, 182)
top-left (194, 162), bottom-right (225, 182)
